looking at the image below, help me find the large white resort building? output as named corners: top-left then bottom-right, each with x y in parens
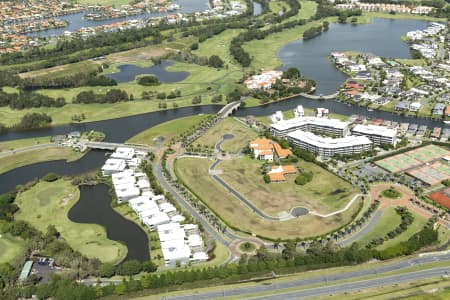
top-left (269, 113), bottom-right (401, 158)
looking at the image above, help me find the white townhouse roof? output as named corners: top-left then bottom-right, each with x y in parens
top-left (159, 202), bottom-right (176, 213)
top-left (158, 222), bottom-right (186, 242)
top-left (111, 147), bottom-right (135, 160)
top-left (115, 185), bottom-right (140, 200)
top-left (352, 124), bottom-right (397, 138)
top-left (187, 234), bottom-right (203, 248)
top-left (271, 116), bottom-right (350, 132)
top-left (101, 158), bottom-right (126, 173)
top-left (161, 239), bottom-right (191, 261)
top-left (128, 195), bottom-right (150, 206)
top-left (131, 201), bottom-right (158, 213)
top-left (143, 212), bottom-right (170, 227)
top-left (287, 131), bottom-right (372, 149)
top-left (139, 208), bottom-right (161, 219)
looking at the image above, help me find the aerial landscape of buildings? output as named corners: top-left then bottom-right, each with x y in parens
top-left (2, 0), bottom-right (450, 299)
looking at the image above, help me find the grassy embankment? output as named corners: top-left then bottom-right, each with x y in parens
top-left (0, 147), bottom-right (83, 175)
top-left (175, 156), bottom-right (360, 240)
top-left (0, 136), bottom-right (51, 152)
top-left (194, 117), bottom-right (259, 153)
top-left (127, 115), bottom-right (212, 147)
top-left (15, 179), bottom-right (127, 264)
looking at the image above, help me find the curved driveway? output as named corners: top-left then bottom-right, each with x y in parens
top-left (338, 209), bottom-right (383, 247)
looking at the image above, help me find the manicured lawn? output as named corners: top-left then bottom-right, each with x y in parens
top-left (19, 60), bottom-right (100, 79)
top-left (175, 157), bottom-right (360, 239)
top-left (193, 29), bottom-right (244, 70)
top-left (127, 115), bottom-right (211, 146)
top-left (194, 118), bottom-right (259, 153)
top-left (382, 188), bottom-right (402, 199)
top-left (354, 207), bottom-right (401, 247)
top-left (0, 147), bottom-right (83, 175)
top-left (219, 156), bottom-right (358, 214)
top-left (77, 0), bottom-right (132, 7)
top-left (378, 212), bottom-right (427, 250)
top-left (0, 233), bottom-right (26, 264)
top-left (15, 180), bottom-right (127, 264)
top-left (0, 136), bottom-right (51, 152)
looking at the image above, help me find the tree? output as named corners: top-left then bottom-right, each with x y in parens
top-left (117, 260), bottom-right (142, 276)
top-left (282, 67), bottom-right (301, 80)
top-left (208, 55), bottom-right (224, 68)
top-left (43, 172), bottom-right (59, 182)
top-left (137, 75), bottom-right (161, 86)
top-left (99, 263), bottom-right (116, 278)
top-left (141, 261), bottom-right (158, 273)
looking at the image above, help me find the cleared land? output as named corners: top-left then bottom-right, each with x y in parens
top-left (195, 118), bottom-right (259, 153)
top-left (0, 233), bottom-right (26, 264)
top-left (127, 115), bottom-right (211, 146)
top-left (175, 157), bottom-right (360, 239)
top-left (0, 136), bottom-right (51, 152)
top-left (15, 180), bottom-right (127, 264)
top-left (0, 147), bottom-right (83, 175)
top-left (219, 156), bottom-right (358, 214)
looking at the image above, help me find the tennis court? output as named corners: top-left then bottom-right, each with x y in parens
top-left (407, 163), bottom-right (450, 186)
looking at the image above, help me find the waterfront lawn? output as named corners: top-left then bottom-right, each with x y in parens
top-left (175, 157), bottom-right (360, 239)
top-left (0, 136), bottom-right (51, 152)
top-left (15, 180), bottom-right (127, 264)
top-left (127, 115), bottom-right (211, 146)
top-left (0, 233), bottom-right (26, 264)
top-left (0, 147), bottom-right (83, 175)
top-left (194, 118), bottom-right (259, 153)
top-left (219, 156), bottom-right (358, 214)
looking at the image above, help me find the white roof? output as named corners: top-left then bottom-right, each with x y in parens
top-left (159, 202), bottom-right (176, 213)
top-left (161, 240), bottom-right (191, 261)
top-left (132, 201), bottom-right (158, 213)
top-left (353, 124), bottom-right (397, 138)
top-left (136, 179), bottom-right (150, 189)
top-left (101, 158), bottom-right (126, 172)
top-left (141, 191), bottom-right (155, 198)
top-left (183, 224), bottom-right (198, 231)
top-left (271, 116), bottom-right (349, 132)
top-left (111, 147), bottom-right (135, 160)
top-left (139, 207), bottom-right (160, 219)
top-left (187, 234), bottom-right (203, 247)
top-left (158, 223), bottom-right (186, 242)
top-left (143, 212), bottom-right (170, 227)
top-left (115, 186), bottom-right (140, 199)
top-left (288, 130), bottom-right (372, 149)
top-left (170, 214), bottom-right (186, 222)
top-left (112, 174), bottom-right (135, 186)
top-left (128, 196), bottom-right (150, 206)
top-left (191, 252), bottom-right (208, 261)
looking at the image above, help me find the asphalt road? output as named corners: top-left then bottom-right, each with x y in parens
top-left (338, 209), bottom-right (383, 247)
top-left (0, 143), bottom-right (56, 158)
top-left (163, 252), bottom-right (450, 300)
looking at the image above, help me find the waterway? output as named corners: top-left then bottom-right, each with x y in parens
top-left (277, 18), bottom-right (429, 94)
top-left (68, 184), bottom-right (150, 262)
top-left (105, 61), bottom-right (189, 83)
top-left (27, 0), bottom-right (210, 37)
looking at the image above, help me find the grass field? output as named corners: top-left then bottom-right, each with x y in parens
top-left (127, 115), bottom-right (211, 146)
top-left (219, 156), bottom-right (358, 214)
top-left (0, 136), bottom-right (51, 152)
top-left (175, 157), bottom-right (360, 239)
top-left (15, 180), bottom-right (127, 264)
top-left (0, 147), bottom-right (83, 175)
top-left (0, 233), bottom-right (26, 264)
top-left (19, 60), bottom-right (100, 79)
top-left (194, 118), bottom-right (259, 153)
top-left (77, 0), bottom-right (132, 7)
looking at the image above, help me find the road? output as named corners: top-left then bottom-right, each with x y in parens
top-left (338, 209), bottom-right (383, 247)
top-left (163, 252), bottom-right (450, 299)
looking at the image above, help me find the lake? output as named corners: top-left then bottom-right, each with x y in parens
top-left (277, 18), bottom-right (428, 94)
top-left (105, 61), bottom-right (189, 84)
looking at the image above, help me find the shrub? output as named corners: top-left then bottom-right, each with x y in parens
top-left (99, 263), bottom-right (116, 278)
top-left (138, 75), bottom-right (161, 86)
top-left (42, 172), bottom-right (59, 182)
top-left (295, 172), bottom-right (313, 185)
top-left (116, 260), bottom-right (142, 276)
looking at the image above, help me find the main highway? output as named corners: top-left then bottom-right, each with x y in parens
top-left (162, 252), bottom-right (450, 299)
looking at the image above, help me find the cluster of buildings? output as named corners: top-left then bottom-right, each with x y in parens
top-left (334, 2), bottom-right (434, 15)
top-left (269, 108), bottom-right (401, 158)
top-left (102, 147), bottom-right (208, 267)
top-left (332, 22), bottom-right (450, 120)
top-left (248, 138), bottom-right (297, 182)
top-left (245, 70), bottom-right (283, 90)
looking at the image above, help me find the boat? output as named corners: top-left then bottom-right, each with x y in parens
top-left (367, 108), bottom-right (374, 112)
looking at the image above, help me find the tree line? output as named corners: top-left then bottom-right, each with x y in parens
top-left (0, 90), bottom-right (65, 110)
top-left (73, 89), bottom-right (129, 104)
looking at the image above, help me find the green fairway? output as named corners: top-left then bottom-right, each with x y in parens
top-left (15, 180), bottom-right (127, 264)
top-left (0, 136), bottom-right (51, 152)
top-left (127, 115), bottom-right (211, 146)
top-left (175, 157), bottom-right (360, 239)
top-left (0, 233), bottom-right (26, 264)
top-left (0, 147), bottom-right (83, 175)
top-left (194, 118), bottom-right (259, 153)
top-left (219, 156), bottom-right (358, 214)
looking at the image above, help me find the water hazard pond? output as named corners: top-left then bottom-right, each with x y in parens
top-left (68, 184), bottom-right (150, 262)
top-left (105, 61), bottom-right (189, 83)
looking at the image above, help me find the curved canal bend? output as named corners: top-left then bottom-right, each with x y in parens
top-left (68, 184), bottom-right (150, 262)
